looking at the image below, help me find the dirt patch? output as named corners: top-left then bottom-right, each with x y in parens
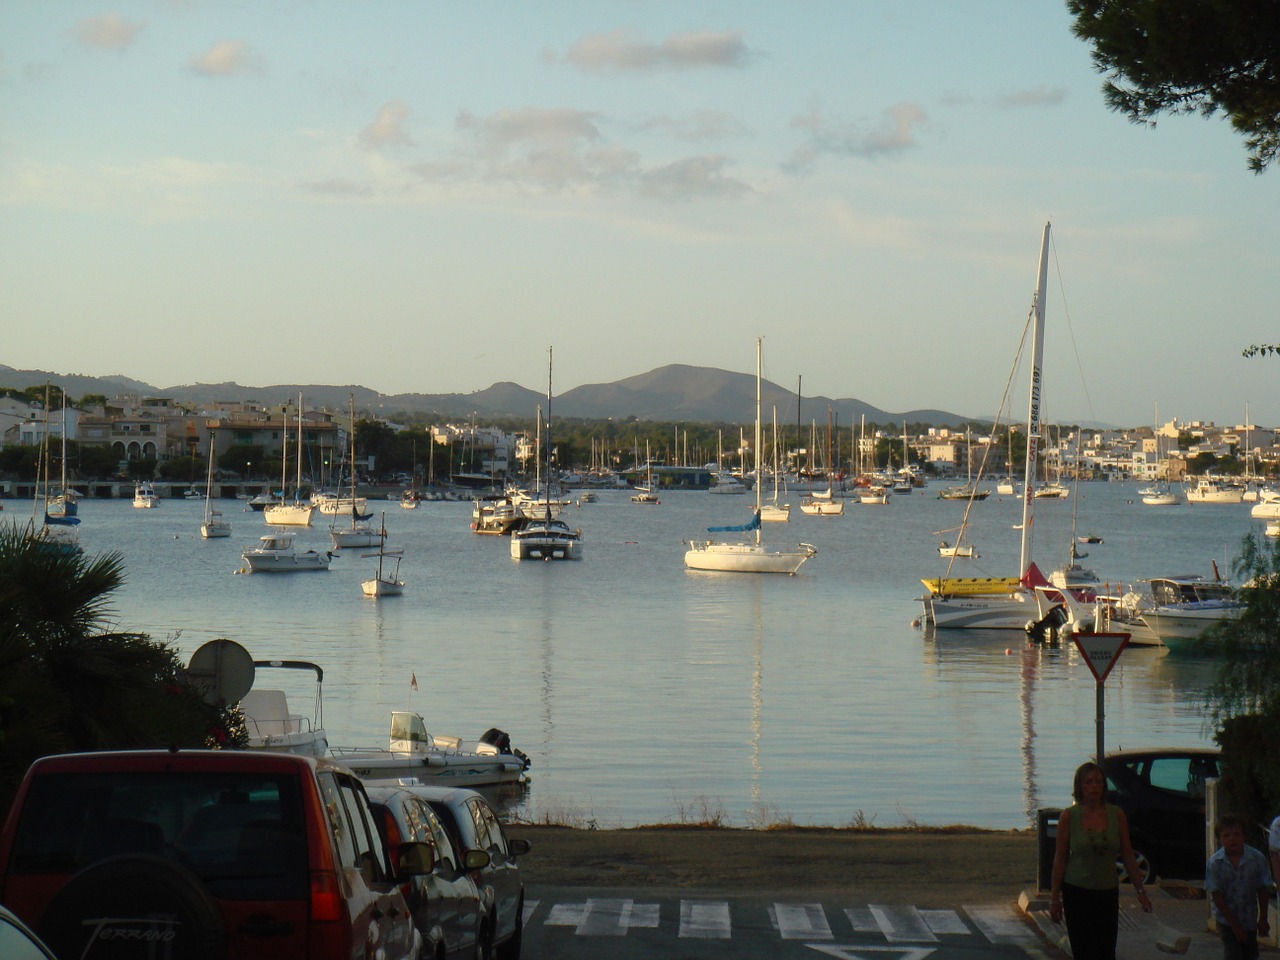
top-left (512, 825), bottom-right (1039, 905)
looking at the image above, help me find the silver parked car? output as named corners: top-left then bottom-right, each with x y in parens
top-left (366, 785), bottom-right (488, 960)
top-left (395, 785), bottom-right (531, 960)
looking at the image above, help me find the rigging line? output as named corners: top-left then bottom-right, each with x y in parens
top-left (1049, 230), bottom-right (1099, 427)
top-left (942, 304), bottom-right (1035, 578)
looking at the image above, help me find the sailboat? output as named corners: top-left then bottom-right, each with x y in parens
top-left (760, 406), bottom-right (790, 521)
top-left (46, 395), bottom-right (79, 520)
top-left (401, 438), bottom-right (420, 508)
top-left (361, 514), bottom-right (405, 596)
top-left (199, 432), bottom-right (231, 539)
top-left (799, 408), bottom-right (845, 515)
top-left (33, 384), bottom-right (82, 554)
top-left (631, 440), bottom-right (660, 504)
top-left (263, 396), bottom-right (316, 527)
top-left (330, 396), bottom-right (385, 549)
top-left (684, 338), bottom-right (818, 574)
top-left (510, 348), bottom-right (584, 561)
top-left (920, 222), bottom-right (1056, 629)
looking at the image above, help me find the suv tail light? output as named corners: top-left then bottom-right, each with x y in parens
top-left (309, 869), bottom-right (343, 922)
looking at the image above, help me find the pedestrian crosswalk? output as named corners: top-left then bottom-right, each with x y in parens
top-left (526, 897), bottom-right (1039, 947)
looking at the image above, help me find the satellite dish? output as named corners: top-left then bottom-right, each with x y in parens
top-left (187, 639), bottom-right (256, 705)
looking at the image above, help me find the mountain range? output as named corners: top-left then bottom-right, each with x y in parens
top-left (0, 363), bottom-right (969, 426)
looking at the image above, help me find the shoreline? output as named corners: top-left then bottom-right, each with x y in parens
top-left (511, 824), bottom-right (1039, 904)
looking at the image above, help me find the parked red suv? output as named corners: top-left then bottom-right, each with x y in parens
top-left (0, 749), bottom-right (431, 960)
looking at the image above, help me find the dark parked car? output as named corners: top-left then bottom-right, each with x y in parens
top-left (1104, 746), bottom-right (1221, 882)
top-left (409, 786), bottom-right (531, 960)
top-left (367, 784), bottom-right (488, 960)
top-left (0, 749), bottom-right (433, 960)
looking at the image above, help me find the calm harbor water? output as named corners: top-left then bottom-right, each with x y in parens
top-left (42, 482), bottom-right (1260, 829)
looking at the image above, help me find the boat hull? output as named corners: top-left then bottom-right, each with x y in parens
top-left (926, 590), bottom-right (1037, 630)
top-left (336, 752), bottom-right (528, 788)
top-left (362, 577), bottom-right (404, 597)
top-left (684, 540), bottom-right (815, 574)
top-left (242, 552), bottom-right (332, 572)
top-left (263, 503), bottom-right (316, 526)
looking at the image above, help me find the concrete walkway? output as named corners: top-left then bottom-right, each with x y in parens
top-left (1020, 886), bottom-right (1228, 960)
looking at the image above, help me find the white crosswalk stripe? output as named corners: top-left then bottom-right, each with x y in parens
top-left (772, 902), bottom-right (834, 940)
top-left (871, 904), bottom-right (939, 942)
top-left (679, 900), bottom-right (732, 938)
top-left (532, 897), bottom-right (1038, 950)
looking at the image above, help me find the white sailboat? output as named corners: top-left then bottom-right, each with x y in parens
top-left (361, 514), bottom-right (404, 597)
top-left (199, 432), bottom-right (231, 539)
top-left (760, 406), bottom-right (791, 522)
top-left (330, 396), bottom-right (385, 549)
top-left (631, 441), bottom-right (661, 504)
top-left (684, 338), bottom-right (817, 574)
top-left (921, 222), bottom-right (1056, 629)
top-left (34, 385), bottom-right (82, 554)
top-left (263, 396), bottom-right (316, 527)
top-left (799, 408), bottom-right (845, 515)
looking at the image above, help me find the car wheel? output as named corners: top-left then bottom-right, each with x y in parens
top-left (39, 854), bottom-right (224, 960)
top-left (1119, 849), bottom-right (1155, 885)
top-left (495, 895), bottom-right (524, 960)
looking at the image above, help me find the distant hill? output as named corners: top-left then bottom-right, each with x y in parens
top-left (0, 363), bottom-right (969, 426)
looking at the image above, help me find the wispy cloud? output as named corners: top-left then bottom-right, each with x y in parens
top-left (361, 101), bottom-right (414, 150)
top-left (786, 102), bottom-right (927, 170)
top-left (72, 13), bottom-right (145, 51)
top-left (559, 29), bottom-right (753, 72)
top-left (189, 40), bottom-right (264, 77)
top-left (639, 156), bottom-right (747, 199)
top-left (995, 85), bottom-right (1067, 108)
top-left (303, 179), bottom-right (372, 197)
top-left (412, 105), bottom-right (748, 199)
top-left (633, 110), bottom-right (749, 142)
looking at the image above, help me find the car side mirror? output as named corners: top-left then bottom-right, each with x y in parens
top-left (463, 849), bottom-right (491, 871)
top-left (397, 840), bottom-right (435, 876)
top-left (508, 838), bottom-right (531, 857)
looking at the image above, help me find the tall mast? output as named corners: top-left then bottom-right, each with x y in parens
top-left (754, 337), bottom-right (763, 544)
top-left (1018, 221), bottom-right (1051, 574)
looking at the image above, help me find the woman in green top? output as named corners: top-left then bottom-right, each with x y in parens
top-left (1049, 761), bottom-right (1152, 959)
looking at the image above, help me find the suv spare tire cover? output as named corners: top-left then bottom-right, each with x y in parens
top-left (39, 854), bottom-right (224, 960)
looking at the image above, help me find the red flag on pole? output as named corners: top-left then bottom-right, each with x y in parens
top-left (410, 672), bottom-right (418, 691)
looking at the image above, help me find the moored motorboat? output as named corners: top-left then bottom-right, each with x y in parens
top-left (132, 481), bottom-right (160, 508)
top-left (1184, 476), bottom-right (1245, 504)
top-left (510, 515), bottom-right (583, 560)
top-left (239, 659), bottom-right (329, 757)
top-left (241, 533), bottom-right (333, 573)
top-left (332, 711), bottom-right (530, 788)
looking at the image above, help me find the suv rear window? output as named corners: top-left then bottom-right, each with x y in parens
top-left (8, 771), bottom-right (307, 901)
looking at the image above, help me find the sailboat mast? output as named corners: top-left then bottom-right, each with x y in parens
top-left (754, 337), bottom-right (763, 545)
top-left (544, 347), bottom-right (553, 508)
top-left (1018, 221), bottom-right (1051, 574)
top-left (295, 392), bottom-right (305, 503)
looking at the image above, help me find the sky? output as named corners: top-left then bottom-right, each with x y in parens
top-left (2, 2), bottom-right (1277, 429)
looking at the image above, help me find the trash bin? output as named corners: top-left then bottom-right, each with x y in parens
top-left (1037, 808), bottom-right (1061, 892)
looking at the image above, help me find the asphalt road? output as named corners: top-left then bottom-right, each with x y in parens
top-left (519, 887), bottom-right (1049, 960)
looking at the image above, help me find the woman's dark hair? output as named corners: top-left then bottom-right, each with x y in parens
top-left (1072, 761), bottom-right (1104, 802)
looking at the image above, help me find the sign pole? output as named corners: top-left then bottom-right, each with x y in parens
top-left (1096, 681), bottom-right (1105, 766)
top-left (1072, 632), bottom-right (1130, 770)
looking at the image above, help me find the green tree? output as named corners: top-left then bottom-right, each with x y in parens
top-left (0, 524), bottom-right (233, 814)
top-left (1068, 0), bottom-right (1280, 172)
top-left (1203, 533), bottom-right (1280, 831)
